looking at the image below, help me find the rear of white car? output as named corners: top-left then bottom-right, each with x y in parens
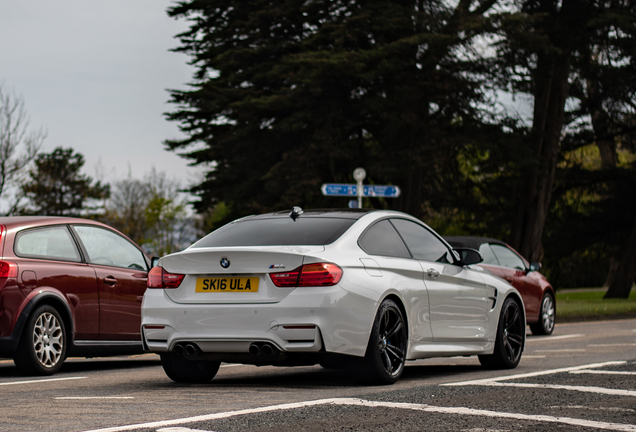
top-left (141, 246), bottom-right (379, 358)
top-left (141, 211), bottom-right (380, 366)
top-left (141, 209), bottom-right (525, 385)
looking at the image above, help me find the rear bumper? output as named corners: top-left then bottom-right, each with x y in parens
top-left (141, 285), bottom-right (377, 358)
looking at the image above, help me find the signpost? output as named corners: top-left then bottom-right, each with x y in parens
top-left (320, 184), bottom-right (357, 197)
top-left (362, 185), bottom-right (401, 198)
top-left (321, 168), bottom-right (400, 209)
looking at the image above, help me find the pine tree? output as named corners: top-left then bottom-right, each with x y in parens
top-left (165, 0), bottom-right (504, 223)
top-left (21, 147), bottom-right (109, 216)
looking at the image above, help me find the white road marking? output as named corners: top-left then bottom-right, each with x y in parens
top-left (56, 397), bottom-right (134, 400)
top-left (526, 334), bottom-right (584, 342)
top-left (589, 344), bottom-right (636, 347)
top-left (533, 349), bottom-right (586, 352)
top-left (570, 370), bottom-right (636, 376)
top-left (520, 355), bottom-right (545, 358)
top-left (77, 397), bottom-right (636, 432)
top-left (442, 361), bottom-right (626, 386)
top-left (220, 364), bottom-right (244, 368)
top-left (550, 406), bottom-right (635, 413)
top-left (0, 376), bottom-right (86, 386)
top-left (157, 428), bottom-right (211, 432)
top-left (482, 382), bottom-right (636, 397)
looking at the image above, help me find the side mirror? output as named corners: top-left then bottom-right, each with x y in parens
top-left (453, 248), bottom-right (483, 266)
top-left (529, 262), bottom-right (542, 272)
top-left (151, 256), bottom-right (160, 268)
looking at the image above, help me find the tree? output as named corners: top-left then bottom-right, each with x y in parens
top-left (21, 147), bottom-right (109, 216)
top-left (103, 169), bottom-right (198, 256)
top-left (102, 174), bottom-right (150, 245)
top-left (482, 0), bottom-right (636, 292)
top-left (164, 0), bottom-right (505, 225)
top-left (143, 170), bottom-right (195, 256)
top-left (492, 0), bottom-right (636, 266)
top-left (0, 83), bottom-right (45, 214)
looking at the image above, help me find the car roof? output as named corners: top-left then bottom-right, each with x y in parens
top-left (0, 216), bottom-right (106, 230)
top-left (241, 208), bottom-right (375, 221)
top-left (444, 236), bottom-right (508, 250)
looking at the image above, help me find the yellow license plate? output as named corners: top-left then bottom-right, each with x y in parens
top-left (195, 277), bottom-right (259, 292)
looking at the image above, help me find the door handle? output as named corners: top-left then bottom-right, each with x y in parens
top-left (103, 276), bottom-right (117, 286)
top-left (427, 269), bottom-right (440, 279)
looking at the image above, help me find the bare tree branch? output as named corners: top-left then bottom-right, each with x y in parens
top-left (0, 83), bottom-right (46, 215)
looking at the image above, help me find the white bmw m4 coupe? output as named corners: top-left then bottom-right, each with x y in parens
top-left (141, 208), bottom-right (525, 385)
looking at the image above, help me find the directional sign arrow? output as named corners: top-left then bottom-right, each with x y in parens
top-left (362, 185), bottom-right (401, 198)
top-left (321, 184), bottom-right (358, 197)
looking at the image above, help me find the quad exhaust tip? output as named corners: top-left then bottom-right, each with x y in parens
top-left (249, 342), bottom-right (279, 357)
top-left (174, 342), bottom-right (279, 357)
top-left (173, 342), bottom-right (201, 358)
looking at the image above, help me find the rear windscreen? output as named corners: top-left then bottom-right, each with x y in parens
top-left (192, 217), bottom-right (356, 247)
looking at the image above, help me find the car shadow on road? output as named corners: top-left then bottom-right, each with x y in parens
top-left (0, 356), bottom-right (162, 379)
top-left (142, 362), bottom-right (486, 390)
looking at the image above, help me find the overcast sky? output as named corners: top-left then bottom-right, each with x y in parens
top-left (1, 1), bottom-right (197, 186)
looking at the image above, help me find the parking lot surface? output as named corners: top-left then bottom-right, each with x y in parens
top-left (1, 319), bottom-right (635, 431)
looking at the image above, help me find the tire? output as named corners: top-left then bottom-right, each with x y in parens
top-left (529, 292), bottom-right (555, 335)
top-left (160, 353), bottom-right (220, 383)
top-left (354, 299), bottom-right (407, 385)
top-left (479, 297), bottom-right (525, 369)
top-left (13, 305), bottom-right (67, 375)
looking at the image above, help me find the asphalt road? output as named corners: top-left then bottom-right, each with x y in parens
top-left (1, 318), bottom-right (635, 432)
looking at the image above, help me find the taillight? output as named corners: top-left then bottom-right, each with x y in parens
top-left (270, 263), bottom-right (343, 287)
top-left (147, 266), bottom-right (185, 289)
top-left (0, 261), bottom-right (18, 278)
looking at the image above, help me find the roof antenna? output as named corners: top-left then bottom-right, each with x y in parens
top-left (289, 206), bottom-right (303, 221)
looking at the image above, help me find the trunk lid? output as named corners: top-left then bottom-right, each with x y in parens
top-left (160, 246), bottom-right (325, 304)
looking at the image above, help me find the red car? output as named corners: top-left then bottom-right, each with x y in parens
top-left (445, 236), bottom-right (555, 335)
top-left (0, 217), bottom-right (150, 375)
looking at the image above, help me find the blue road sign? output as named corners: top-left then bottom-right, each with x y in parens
top-left (321, 184), bottom-right (357, 197)
top-left (348, 200), bottom-right (359, 208)
top-left (362, 185), bottom-right (401, 198)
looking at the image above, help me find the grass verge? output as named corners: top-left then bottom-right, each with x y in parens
top-left (556, 288), bottom-right (636, 322)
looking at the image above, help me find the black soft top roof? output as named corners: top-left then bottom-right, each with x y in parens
top-left (444, 236), bottom-right (508, 250)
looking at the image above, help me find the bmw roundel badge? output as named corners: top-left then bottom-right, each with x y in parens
top-left (220, 257), bottom-right (230, 269)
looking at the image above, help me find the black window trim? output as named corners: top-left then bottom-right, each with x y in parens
top-left (357, 217), bottom-right (420, 260)
top-left (13, 224), bottom-right (84, 264)
top-left (488, 243), bottom-right (528, 272)
top-left (69, 224), bottom-right (150, 271)
top-left (388, 217), bottom-right (460, 265)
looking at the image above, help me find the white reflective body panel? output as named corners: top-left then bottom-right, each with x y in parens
top-left (142, 211), bottom-right (522, 359)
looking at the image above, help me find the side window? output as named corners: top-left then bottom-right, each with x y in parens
top-left (391, 219), bottom-right (452, 263)
top-left (490, 244), bottom-right (525, 270)
top-left (15, 226), bottom-right (81, 262)
top-left (358, 220), bottom-right (411, 259)
top-left (74, 225), bottom-right (147, 270)
top-left (478, 243), bottom-right (499, 265)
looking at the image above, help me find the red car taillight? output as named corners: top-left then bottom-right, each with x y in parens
top-left (0, 261), bottom-right (18, 278)
top-left (270, 263), bottom-right (343, 287)
top-left (147, 266), bottom-right (185, 289)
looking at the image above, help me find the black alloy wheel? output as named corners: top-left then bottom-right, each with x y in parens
top-left (479, 297), bottom-right (525, 369)
top-left (355, 299), bottom-right (407, 385)
top-left (530, 292), bottom-right (555, 335)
